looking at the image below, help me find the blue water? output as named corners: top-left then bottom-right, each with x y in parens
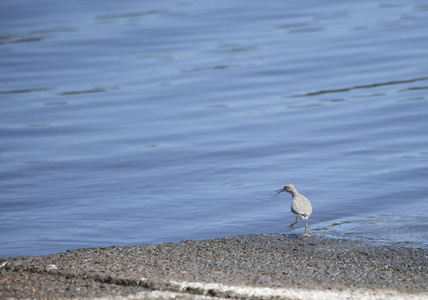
top-left (1, 0), bottom-right (428, 257)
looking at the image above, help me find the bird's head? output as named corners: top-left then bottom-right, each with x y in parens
top-left (276, 184), bottom-right (295, 194)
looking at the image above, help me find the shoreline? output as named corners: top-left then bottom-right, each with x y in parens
top-left (1, 234), bottom-right (427, 299)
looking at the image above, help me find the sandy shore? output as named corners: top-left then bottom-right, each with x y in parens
top-left (1, 234), bottom-right (427, 299)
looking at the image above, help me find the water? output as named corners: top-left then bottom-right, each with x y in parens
top-left (1, 0), bottom-right (428, 257)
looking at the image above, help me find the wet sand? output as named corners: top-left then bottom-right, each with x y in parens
top-left (1, 234), bottom-right (427, 299)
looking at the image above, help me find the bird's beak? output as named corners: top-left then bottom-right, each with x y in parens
top-left (276, 189), bottom-right (284, 194)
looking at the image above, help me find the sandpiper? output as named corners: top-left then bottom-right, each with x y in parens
top-left (276, 184), bottom-right (313, 236)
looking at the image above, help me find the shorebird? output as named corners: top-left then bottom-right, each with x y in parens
top-left (276, 184), bottom-right (313, 236)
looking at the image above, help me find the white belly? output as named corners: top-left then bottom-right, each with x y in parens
top-left (294, 213), bottom-right (309, 220)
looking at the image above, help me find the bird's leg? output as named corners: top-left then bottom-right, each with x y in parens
top-left (303, 219), bottom-right (311, 237)
top-left (288, 216), bottom-right (298, 229)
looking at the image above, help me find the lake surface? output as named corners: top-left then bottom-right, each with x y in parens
top-left (1, 0), bottom-right (428, 257)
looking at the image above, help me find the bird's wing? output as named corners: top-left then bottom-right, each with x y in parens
top-left (291, 195), bottom-right (312, 216)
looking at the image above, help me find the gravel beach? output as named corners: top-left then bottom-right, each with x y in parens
top-left (1, 234), bottom-right (427, 299)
